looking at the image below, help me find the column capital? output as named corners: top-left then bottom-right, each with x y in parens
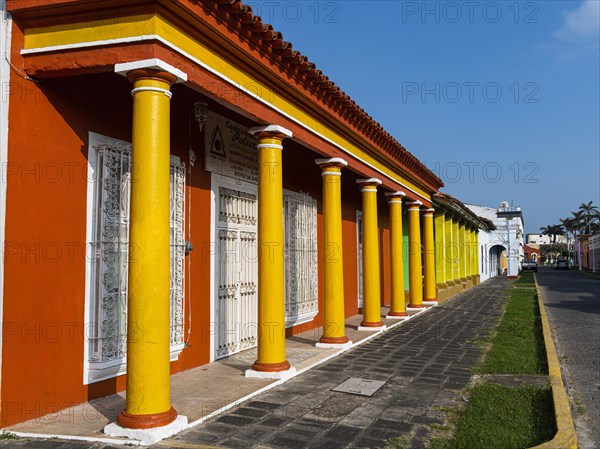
top-left (248, 124), bottom-right (293, 141)
top-left (385, 191), bottom-right (406, 202)
top-left (407, 200), bottom-right (423, 210)
top-left (422, 208), bottom-right (435, 216)
top-left (356, 178), bottom-right (382, 186)
top-left (315, 157), bottom-right (347, 168)
top-left (356, 178), bottom-right (382, 192)
top-left (115, 58), bottom-right (187, 84)
top-left (316, 158), bottom-right (347, 176)
top-left (385, 190), bottom-right (406, 199)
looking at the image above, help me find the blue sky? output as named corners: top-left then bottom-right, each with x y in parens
top-left (247, 0), bottom-right (600, 234)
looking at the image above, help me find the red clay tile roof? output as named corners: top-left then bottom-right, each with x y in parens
top-left (433, 192), bottom-right (493, 229)
top-left (209, 0), bottom-right (443, 191)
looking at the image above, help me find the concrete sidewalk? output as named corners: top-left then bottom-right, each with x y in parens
top-left (1, 277), bottom-right (510, 449)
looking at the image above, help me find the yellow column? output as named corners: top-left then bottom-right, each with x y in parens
top-left (423, 208), bottom-right (437, 303)
top-left (115, 65), bottom-right (183, 430)
top-left (452, 218), bottom-right (460, 283)
top-left (474, 228), bottom-right (480, 284)
top-left (316, 158), bottom-right (351, 347)
top-left (407, 201), bottom-right (424, 308)
top-left (247, 124), bottom-right (293, 376)
top-left (356, 178), bottom-right (385, 330)
top-left (435, 211), bottom-right (446, 286)
top-left (459, 221), bottom-right (467, 286)
top-left (465, 226), bottom-right (472, 281)
top-left (385, 191), bottom-right (407, 318)
top-left (469, 228), bottom-right (475, 279)
top-left (444, 214), bottom-right (454, 292)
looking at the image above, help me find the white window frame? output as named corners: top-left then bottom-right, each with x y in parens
top-left (83, 132), bottom-right (185, 385)
top-left (356, 210), bottom-right (363, 308)
top-left (283, 190), bottom-right (318, 328)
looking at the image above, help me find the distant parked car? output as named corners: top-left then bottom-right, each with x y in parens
top-left (555, 259), bottom-right (569, 270)
top-left (522, 259), bottom-right (538, 272)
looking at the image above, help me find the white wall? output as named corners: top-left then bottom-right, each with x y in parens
top-left (467, 203), bottom-right (524, 277)
top-left (527, 234), bottom-right (569, 245)
top-left (478, 229), bottom-right (493, 283)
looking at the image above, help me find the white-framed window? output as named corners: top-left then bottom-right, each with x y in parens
top-left (356, 210), bottom-right (363, 307)
top-left (84, 132), bottom-right (185, 384)
top-left (283, 190), bottom-right (318, 327)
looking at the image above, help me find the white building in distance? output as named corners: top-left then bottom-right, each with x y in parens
top-left (466, 201), bottom-right (525, 279)
top-left (526, 233), bottom-right (570, 245)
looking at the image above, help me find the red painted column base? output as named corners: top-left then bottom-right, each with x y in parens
top-left (408, 304), bottom-right (425, 308)
top-left (117, 406), bottom-right (178, 430)
top-left (251, 360), bottom-right (291, 372)
top-left (388, 311), bottom-right (409, 316)
top-left (360, 320), bottom-right (385, 327)
top-left (319, 335), bottom-right (349, 344)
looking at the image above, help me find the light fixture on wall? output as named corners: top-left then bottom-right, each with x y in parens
top-left (194, 101), bottom-right (208, 132)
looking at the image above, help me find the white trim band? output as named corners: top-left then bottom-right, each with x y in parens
top-left (256, 143), bottom-right (284, 150)
top-left (322, 171), bottom-right (342, 177)
top-left (361, 188), bottom-right (378, 193)
top-left (131, 86), bottom-right (172, 98)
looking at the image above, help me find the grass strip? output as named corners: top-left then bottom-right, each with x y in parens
top-left (450, 384), bottom-right (556, 449)
top-left (515, 271), bottom-right (536, 286)
top-left (479, 288), bottom-right (547, 375)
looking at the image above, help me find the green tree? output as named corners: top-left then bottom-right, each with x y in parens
top-left (540, 224), bottom-right (564, 244)
top-left (578, 201), bottom-right (598, 234)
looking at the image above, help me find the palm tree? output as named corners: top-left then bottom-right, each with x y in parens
top-left (592, 211), bottom-right (600, 234)
top-left (579, 201), bottom-right (598, 234)
top-left (561, 217), bottom-right (578, 261)
top-left (571, 210), bottom-right (585, 236)
top-left (540, 224), bottom-right (564, 244)
top-left (540, 225), bottom-right (551, 245)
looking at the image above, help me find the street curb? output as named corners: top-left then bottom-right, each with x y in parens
top-left (529, 274), bottom-right (578, 449)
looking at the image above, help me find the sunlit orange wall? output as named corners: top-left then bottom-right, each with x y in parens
top-left (1, 51), bottom-right (393, 430)
top-left (0, 68), bottom-right (215, 426)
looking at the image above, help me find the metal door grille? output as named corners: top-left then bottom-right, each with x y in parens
top-left (215, 185), bottom-right (258, 359)
top-left (284, 191), bottom-right (318, 324)
top-left (88, 143), bottom-right (185, 364)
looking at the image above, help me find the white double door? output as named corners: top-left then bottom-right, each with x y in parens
top-left (214, 177), bottom-right (259, 359)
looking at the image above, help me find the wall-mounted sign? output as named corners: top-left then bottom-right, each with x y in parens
top-left (204, 111), bottom-right (258, 183)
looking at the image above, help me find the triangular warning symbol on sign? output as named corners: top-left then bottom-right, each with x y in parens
top-left (209, 125), bottom-right (226, 158)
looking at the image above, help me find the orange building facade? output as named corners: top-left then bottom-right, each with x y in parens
top-left (0, 0), bottom-right (484, 432)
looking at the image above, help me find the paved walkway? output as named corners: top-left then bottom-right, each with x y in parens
top-left (536, 268), bottom-right (600, 449)
top-left (1, 277), bottom-right (510, 449)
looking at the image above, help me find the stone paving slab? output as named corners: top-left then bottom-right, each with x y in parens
top-left (4, 306), bottom-right (428, 442)
top-left (1, 277), bottom-right (510, 448)
top-left (166, 277), bottom-right (510, 449)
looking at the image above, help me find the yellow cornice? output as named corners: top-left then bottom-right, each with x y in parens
top-left (23, 13), bottom-right (432, 200)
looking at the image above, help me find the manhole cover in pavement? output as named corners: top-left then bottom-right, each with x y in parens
top-left (331, 378), bottom-right (386, 397)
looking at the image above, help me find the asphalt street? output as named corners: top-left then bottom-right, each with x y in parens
top-left (536, 267), bottom-right (600, 448)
